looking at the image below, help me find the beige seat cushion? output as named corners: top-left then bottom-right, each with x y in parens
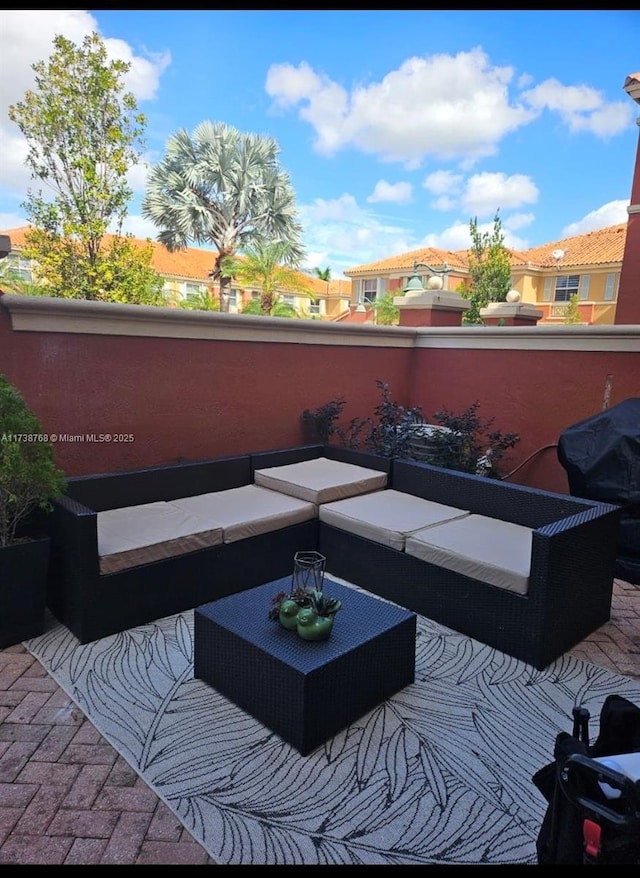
top-left (319, 489), bottom-right (470, 551)
top-left (98, 501), bottom-right (224, 575)
top-left (170, 484), bottom-right (316, 544)
top-left (405, 514), bottom-right (532, 595)
top-left (254, 457), bottom-right (387, 505)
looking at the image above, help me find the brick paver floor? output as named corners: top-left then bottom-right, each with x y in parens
top-left (1, 579), bottom-right (638, 865)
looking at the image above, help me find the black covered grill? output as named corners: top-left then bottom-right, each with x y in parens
top-left (558, 398), bottom-right (640, 584)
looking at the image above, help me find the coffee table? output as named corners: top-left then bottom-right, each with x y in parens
top-left (194, 576), bottom-right (416, 755)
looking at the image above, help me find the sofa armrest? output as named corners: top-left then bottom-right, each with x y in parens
top-left (47, 496), bottom-right (101, 631)
top-left (527, 502), bottom-right (621, 657)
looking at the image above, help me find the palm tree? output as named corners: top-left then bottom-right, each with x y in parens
top-left (314, 266), bottom-right (331, 315)
top-left (141, 121), bottom-right (305, 311)
top-left (223, 240), bottom-right (314, 316)
top-left (315, 266), bottom-right (331, 288)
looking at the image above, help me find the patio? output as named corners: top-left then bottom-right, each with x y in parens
top-left (1, 263), bottom-right (640, 864)
top-left (0, 577), bottom-right (639, 865)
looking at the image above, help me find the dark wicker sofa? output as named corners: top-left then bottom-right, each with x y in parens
top-left (320, 459), bottom-right (621, 670)
top-left (46, 445), bottom-right (620, 669)
top-left (46, 445), bottom-right (389, 644)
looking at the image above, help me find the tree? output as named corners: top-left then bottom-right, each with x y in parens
top-left (371, 293), bottom-right (399, 326)
top-left (462, 211), bottom-right (512, 325)
top-left (8, 32), bottom-right (160, 303)
top-left (223, 240), bottom-right (314, 316)
top-left (142, 121), bottom-right (305, 312)
top-left (178, 288), bottom-right (220, 312)
top-left (564, 294), bottom-right (582, 324)
top-left (314, 265), bottom-right (331, 293)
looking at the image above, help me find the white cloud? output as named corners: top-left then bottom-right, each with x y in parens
top-left (0, 10), bottom-right (170, 203)
top-left (419, 219), bottom-right (529, 252)
top-left (127, 159), bottom-right (152, 196)
top-left (118, 213), bottom-right (161, 240)
top-left (298, 195), bottom-right (414, 275)
top-left (422, 170), bottom-right (464, 196)
top-left (522, 78), bottom-right (633, 137)
top-left (460, 172), bottom-right (539, 217)
top-left (367, 181), bottom-right (413, 204)
top-left (266, 48), bottom-right (537, 166)
top-left (504, 212), bottom-right (535, 232)
top-left (562, 200), bottom-right (629, 237)
top-left (265, 60), bottom-right (327, 108)
top-left (431, 196), bottom-right (458, 212)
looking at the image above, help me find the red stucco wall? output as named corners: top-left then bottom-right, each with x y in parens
top-left (409, 347), bottom-right (640, 493)
top-left (0, 304), bottom-right (410, 476)
top-left (2, 300), bottom-right (639, 494)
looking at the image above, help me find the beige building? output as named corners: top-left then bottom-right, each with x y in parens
top-left (0, 227), bottom-right (353, 320)
top-left (344, 222), bottom-right (626, 325)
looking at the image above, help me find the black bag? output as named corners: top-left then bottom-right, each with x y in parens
top-left (532, 695), bottom-right (640, 864)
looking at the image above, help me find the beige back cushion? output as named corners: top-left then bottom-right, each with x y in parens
top-left (320, 489), bottom-right (470, 551)
top-left (254, 457), bottom-right (387, 504)
top-left (405, 514), bottom-right (532, 595)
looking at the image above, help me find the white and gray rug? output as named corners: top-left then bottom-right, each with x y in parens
top-left (25, 577), bottom-right (640, 865)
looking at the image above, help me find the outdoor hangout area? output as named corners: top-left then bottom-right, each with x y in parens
top-left (47, 443), bottom-right (621, 670)
top-left (1, 288), bottom-right (640, 865)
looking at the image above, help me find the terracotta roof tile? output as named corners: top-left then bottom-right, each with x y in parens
top-left (514, 223), bottom-right (626, 268)
top-left (346, 246), bottom-right (468, 276)
top-left (345, 222), bottom-right (627, 275)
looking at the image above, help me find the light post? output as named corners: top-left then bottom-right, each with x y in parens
top-left (403, 261), bottom-right (452, 296)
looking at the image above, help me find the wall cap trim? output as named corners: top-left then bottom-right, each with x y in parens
top-left (1, 292), bottom-right (639, 352)
top-left (0, 293), bottom-right (415, 347)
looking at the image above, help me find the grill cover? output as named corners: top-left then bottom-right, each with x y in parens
top-left (557, 398), bottom-right (640, 583)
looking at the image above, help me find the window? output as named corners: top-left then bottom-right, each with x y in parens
top-left (6, 254), bottom-right (33, 282)
top-left (228, 288), bottom-right (238, 308)
top-left (281, 294), bottom-right (295, 307)
top-left (309, 300), bottom-right (320, 315)
top-left (554, 275), bottom-right (580, 302)
top-left (362, 278), bottom-right (377, 302)
top-left (185, 282), bottom-right (203, 301)
top-left (604, 273), bottom-right (616, 301)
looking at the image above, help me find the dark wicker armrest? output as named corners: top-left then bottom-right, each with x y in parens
top-left (47, 495), bottom-right (100, 630)
top-left (527, 502), bottom-right (621, 658)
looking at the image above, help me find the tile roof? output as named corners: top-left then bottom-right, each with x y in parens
top-left (3, 222), bottom-right (627, 288)
top-left (344, 222), bottom-right (627, 276)
top-left (346, 246), bottom-right (469, 276)
top-left (509, 223), bottom-right (627, 269)
top-left (1, 227), bottom-right (352, 299)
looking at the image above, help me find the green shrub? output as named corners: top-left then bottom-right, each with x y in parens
top-left (300, 383), bottom-right (519, 478)
top-left (0, 375), bottom-right (66, 546)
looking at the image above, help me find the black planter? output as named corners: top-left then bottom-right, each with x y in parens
top-left (0, 535), bottom-right (51, 648)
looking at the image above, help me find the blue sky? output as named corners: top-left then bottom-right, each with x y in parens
top-left (1, 10), bottom-right (639, 278)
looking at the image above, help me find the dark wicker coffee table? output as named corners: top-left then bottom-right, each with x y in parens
top-left (194, 577), bottom-right (416, 755)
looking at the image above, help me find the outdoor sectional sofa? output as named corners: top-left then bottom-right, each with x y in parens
top-left (45, 444), bottom-right (621, 670)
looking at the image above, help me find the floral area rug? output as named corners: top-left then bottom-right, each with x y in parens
top-left (25, 576), bottom-right (640, 865)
